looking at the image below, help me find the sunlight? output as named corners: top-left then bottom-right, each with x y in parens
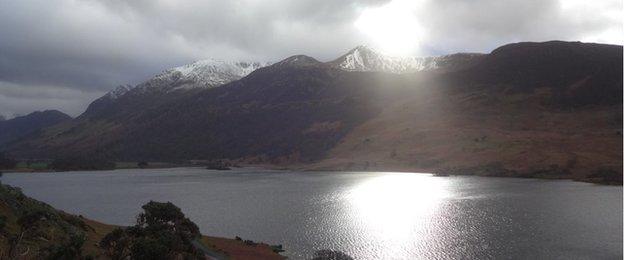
top-left (347, 173), bottom-right (449, 241)
top-left (354, 0), bottom-right (424, 56)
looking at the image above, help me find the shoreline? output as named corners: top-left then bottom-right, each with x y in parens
top-left (3, 162), bottom-right (621, 185)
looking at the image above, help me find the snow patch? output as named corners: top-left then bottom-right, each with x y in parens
top-left (333, 46), bottom-right (444, 73)
top-left (138, 59), bottom-right (270, 92)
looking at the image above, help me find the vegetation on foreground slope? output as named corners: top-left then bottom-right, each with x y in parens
top-left (0, 182), bottom-right (284, 259)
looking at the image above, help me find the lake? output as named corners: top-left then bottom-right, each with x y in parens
top-left (2, 168), bottom-right (622, 259)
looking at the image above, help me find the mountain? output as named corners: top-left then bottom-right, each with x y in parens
top-left (0, 110), bottom-right (71, 147)
top-left (82, 47), bottom-right (478, 118)
top-left (5, 41), bottom-right (622, 183)
top-left (329, 45), bottom-right (484, 73)
top-left (80, 59), bottom-right (270, 119)
top-left (10, 59), bottom-right (401, 161)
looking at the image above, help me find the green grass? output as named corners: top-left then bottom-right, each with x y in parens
top-left (15, 161), bottom-right (49, 170)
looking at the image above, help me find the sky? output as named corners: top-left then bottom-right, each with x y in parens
top-left (0, 0), bottom-right (622, 118)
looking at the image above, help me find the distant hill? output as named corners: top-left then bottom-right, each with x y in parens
top-left (6, 41), bottom-right (622, 183)
top-left (0, 110), bottom-right (71, 147)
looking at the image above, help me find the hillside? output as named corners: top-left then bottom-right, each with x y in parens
top-left (0, 110), bottom-right (71, 148)
top-left (4, 41), bottom-right (622, 183)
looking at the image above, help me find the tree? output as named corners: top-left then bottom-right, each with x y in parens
top-left (137, 201), bottom-right (200, 238)
top-left (100, 201), bottom-right (203, 260)
top-left (137, 161), bottom-right (149, 168)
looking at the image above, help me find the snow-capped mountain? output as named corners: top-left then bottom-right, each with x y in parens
top-left (329, 45), bottom-right (482, 73)
top-left (99, 60), bottom-right (270, 100)
top-left (136, 59), bottom-right (271, 92)
top-left (85, 60), bottom-right (269, 118)
top-left (98, 46), bottom-right (483, 104)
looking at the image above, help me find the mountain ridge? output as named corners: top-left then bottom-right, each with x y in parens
top-left (94, 45), bottom-right (484, 105)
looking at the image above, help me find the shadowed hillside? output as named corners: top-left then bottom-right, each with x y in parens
top-left (0, 110), bottom-right (71, 148)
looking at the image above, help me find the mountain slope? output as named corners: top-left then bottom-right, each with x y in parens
top-left (0, 110), bottom-right (71, 147)
top-left (312, 41), bottom-right (622, 183)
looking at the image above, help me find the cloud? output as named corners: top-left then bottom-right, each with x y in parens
top-left (0, 81), bottom-right (104, 118)
top-left (354, 0), bottom-right (622, 55)
top-left (0, 0), bottom-right (621, 117)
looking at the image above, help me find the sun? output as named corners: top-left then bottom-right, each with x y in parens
top-left (354, 0), bottom-right (424, 56)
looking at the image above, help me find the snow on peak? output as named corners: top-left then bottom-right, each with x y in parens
top-left (330, 46), bottom-right (443, 73)
top-left (104, 85), bottom-right (132, 99)
top-left (138, 59), bottom-right (270, 92)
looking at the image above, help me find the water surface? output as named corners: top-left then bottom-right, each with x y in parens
top-left (2, 168), bottom-right (622, 259)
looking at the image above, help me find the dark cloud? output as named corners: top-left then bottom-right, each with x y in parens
top-left (0, 0), bottom-right (620, 117)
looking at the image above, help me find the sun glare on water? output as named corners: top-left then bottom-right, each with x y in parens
top-left (354, 0), bottom-right (424, 56)
top-left (347, 173), bottom-right (449, 255)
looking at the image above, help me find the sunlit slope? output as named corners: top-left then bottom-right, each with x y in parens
top-left (313, 84), bottom-right (621, 179)
top-left (313, 41), bottom-right (622, 182)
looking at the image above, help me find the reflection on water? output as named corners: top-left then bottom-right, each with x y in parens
top-left (348, 174), bottom-right (449, 259)
top-left (2, 168), bottom-right (622, 259)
